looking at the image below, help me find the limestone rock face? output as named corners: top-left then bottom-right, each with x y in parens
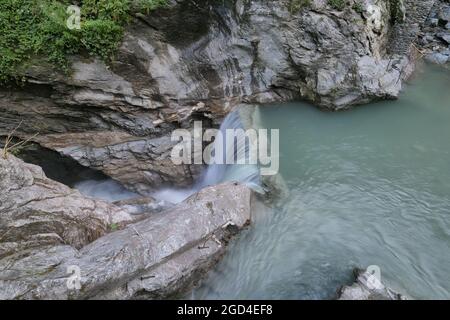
top-left (0, 159), bottom-right (253, 300)
top-left (0, 0), bottom-right (435, 192)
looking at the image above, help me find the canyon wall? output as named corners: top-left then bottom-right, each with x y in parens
top-left (0, 0), bottom-right (435, 192)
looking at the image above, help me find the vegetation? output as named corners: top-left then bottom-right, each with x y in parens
top-left (352, 1), bottom-right (364, 14)
top-left (389, 0), bottom-right (405, 23)
top-left (289, 0), bottom-right (311, 14)
top-left (1, 121), bottom-right (38, 159)
top-left (0, 0), bottom-right (167, 84)
top-left (328, 0), bottom-right (346, 11)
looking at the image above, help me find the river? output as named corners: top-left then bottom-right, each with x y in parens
top-left (191, 65), bottom-right (450, 299)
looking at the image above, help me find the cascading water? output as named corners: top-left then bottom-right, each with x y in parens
top-left (198, 108), bottom-right (261, 190)
top-left (74, 107), bottom-right (264, 204)
top-left (154, 107), bottom-right (264, 204)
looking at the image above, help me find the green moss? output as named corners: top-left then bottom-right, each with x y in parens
top-left (0, 0), bottom-right (167, 84)
top-left (289, 0), bottom-right (311, 14)
top-left (389, 0), bottom-right (405, 23)
top-left (328, 0), bottom-right (346, 11)
top-left (352, 1), bottom-right (364, 14)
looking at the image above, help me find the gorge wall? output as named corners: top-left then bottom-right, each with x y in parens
top-left (0, 0), bottom-right (436, 193)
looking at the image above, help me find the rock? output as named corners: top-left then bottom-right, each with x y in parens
top-left (438, 5), bottom-right (450, 23)
top-left (425, 52), bottom-right (449, 64)
top-left (338, 268), bottom-right (408, 300)
top-left (113, 196), bottom-right (173, 215)
top-left (0, 155), bottom-right (132, 253)
top-left (428, 18), bottom-right (439, 27)
top-left (0, 0), bottom-right (437, 191)
top-left (0, 175), bottom-right (253, 299)
top-left (437, 32), bottom-right (450, 44)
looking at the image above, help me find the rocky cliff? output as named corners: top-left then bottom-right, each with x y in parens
top-left (0, 0), bottom-right (435, 193)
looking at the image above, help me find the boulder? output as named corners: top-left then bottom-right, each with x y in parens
top-left (437, 32), bottom-right (450, 44)
top-left (438, 5), bottom-right (450, 23)
top-left (338, 268), bottom-right (407, 300)
top-left (0, 157), bottom-right (253, 299)
top-left (425, 52), bottom-right (449, 64)
top-left (0, 155), bottom-right (132, 253)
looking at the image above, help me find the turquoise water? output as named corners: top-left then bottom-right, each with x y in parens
top-left (192, 66), bottom-right (450, 299)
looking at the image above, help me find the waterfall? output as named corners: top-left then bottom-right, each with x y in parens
top-left (198, 109), bottom-right (261, 191)
top-left (153, 107), bottom-right (264, 204)
top-left (75, 106), bottom-right (267, 204)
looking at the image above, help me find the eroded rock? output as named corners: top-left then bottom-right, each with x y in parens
top-left (0, 155), bottom-right (132, 254)
top-left (0, 0), bottom-right (435, 192)
top-left (338, 268), bottom-right (408, 300)
top-left (113, 196), bottom-right (172, 216)
top-left (0, 158), bottom-right (253, 300)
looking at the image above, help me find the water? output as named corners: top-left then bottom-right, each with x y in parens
top-left (75, 109), bottom-right (262, 204)
top-left (75, 179), bottom-right (138, 202)
top-left (199, 109), bottom-right (261, 190)
top-left (152, 109), bottom-right (263, 204)
top-left (192, 66), bottom-right (450, 300)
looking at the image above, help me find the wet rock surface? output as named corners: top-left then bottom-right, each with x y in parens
top-left (0, 0), bottom-right (435, 192)
top-left (113, 196), bottom-right (172, 216)
top-left (0, 157), bottom-right (253, 300)
top-left (338, 268), bottom-right (408, 300)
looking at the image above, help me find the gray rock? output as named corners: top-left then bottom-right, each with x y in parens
top-left (446, 22), bottom-right (450, 29)
top-left (428, 18), bottom-right (439, 27)
top-left (0, 158), bottom-right (253, 300)
top-left (113, 196), bottom-right (173, 215)
top-left (438, 5), bottom-right (450, 23)
top-left (0, 0), bottom-right (436, 192)
top-left (437, 32), bottom-right (450, 44)
top-left (425, 52), bottom-right (449, 64)
top-left (338, 268), bottom-right (408, 300)
top-left (0, 155), bottom-right (133, 252)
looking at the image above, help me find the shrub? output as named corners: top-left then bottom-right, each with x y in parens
top-left (0, 0), bottom-right (167, 84)
top-left (82, 0), bottom-right (131, 22)
top-left (139, 0), bottom-right (169, 15)
top-left (82, 20), bottom-right (124, 61)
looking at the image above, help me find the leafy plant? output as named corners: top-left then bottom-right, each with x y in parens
top-left (81, 20), bottom-right (124, 61)
top-left (139, 0), bottom-right (168, 15)
top-left (82, 0), bottom-right (131, 22)
top-left (0, 0), bottom-right (167, 85)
